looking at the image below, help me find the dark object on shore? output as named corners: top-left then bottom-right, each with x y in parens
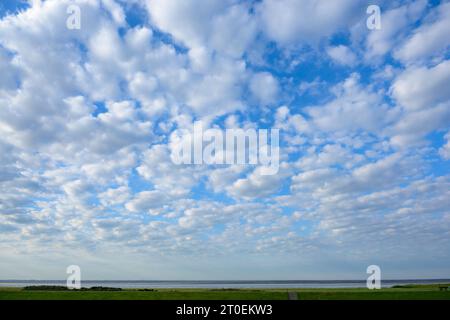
top-left (24, 286), bottom-right (69, 291)
top-left (392, 283), bottom-right (450, 291)
top-left (82, 286), bottom-right (122, 291)
top-left (23, 285), bottom-right (122, 291)
top-left (138, 289), bottom-right (156, 291)
top-left (209, 288), bottom-right (241, 291)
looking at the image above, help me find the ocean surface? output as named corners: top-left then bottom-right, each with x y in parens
top-left (1, 279), bottom-right (449, 289)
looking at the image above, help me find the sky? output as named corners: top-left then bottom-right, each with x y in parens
top-left (0, 0), bottom-right (449, 280)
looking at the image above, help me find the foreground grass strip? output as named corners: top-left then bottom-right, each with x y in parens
top-left (0, 284), bottom-right (449, 300)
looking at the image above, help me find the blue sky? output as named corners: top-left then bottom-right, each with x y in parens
top-left (0, 0), bottom-right (449, 280)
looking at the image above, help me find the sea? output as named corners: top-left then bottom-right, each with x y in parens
top-left (0, 279), bottom-right (448, 289)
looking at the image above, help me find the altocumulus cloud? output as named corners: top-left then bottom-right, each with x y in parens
top-left (0, 0), bottom-right (449, 280)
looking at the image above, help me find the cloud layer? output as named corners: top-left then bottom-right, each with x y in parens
top-left (0, 0), bottom-right (449, 280)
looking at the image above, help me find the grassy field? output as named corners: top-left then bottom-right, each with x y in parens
top-left (0, 284), bottom-right (449, 300)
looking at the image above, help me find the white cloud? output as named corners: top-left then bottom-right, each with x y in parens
top-left (250, 72), bottom-right (279, 106)
top-left (209, 3), bottom-right (258, 58)
top-left (388, 60), bottom-right (450, 147)
top-left (258, 0), bottom-right (364, 46)
top-left (146, 0), bottom-right (228, 48)
top-left (364, 0), bottom-right (427, 61)
top-left (326, 45), bottom-right (357, 66)
top-left (137, 145), bottom-right (204, 196)
top-left (227, 163), bottom-right (290, 200)
top-left (389, 102), bottom-right (450, 148)
top-left (207, 165), bottom-right (247, 193)
top-left (295, 144), bottom-right (364, 171)
top-left (184, 56), bottom-right (247, 116)
top-left (306, 73), bottom-right (391, 133)
top-left (391, 60), bottom-right (450, 111)
top-left (125, 190), bottom-right (168, 214)
top-left (395, 2), bottom-right (450, 64)
top-left (99, 186), bottom-right (130, 207)
top-left (439, 132), bottom-right (450, 160)
top-left (146, 0), bottom-right (257, 58)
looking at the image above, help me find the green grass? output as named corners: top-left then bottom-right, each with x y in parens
top-left (295, 290), bottom-right (450, 300)
top-left (0, 284), bottom-right (449, 300)
top-left (0, 287), bottom-right (286, 300)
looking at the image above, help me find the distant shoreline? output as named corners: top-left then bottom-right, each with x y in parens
top-left (1, 279), bottom-right (449, 289)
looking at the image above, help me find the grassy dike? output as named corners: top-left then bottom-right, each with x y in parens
top-left (0, 284), bottom-right (449, 300)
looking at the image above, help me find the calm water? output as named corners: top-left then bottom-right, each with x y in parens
top-left (1, 279), bottom-right (448, 289)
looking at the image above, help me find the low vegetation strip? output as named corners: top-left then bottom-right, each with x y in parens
top-left (23, 285), bottom-right (123, 291)
top-left (0, 284), bottom-right (448, 300)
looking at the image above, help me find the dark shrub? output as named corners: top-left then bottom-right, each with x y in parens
top-left (23, 286), bottom-right (69, 291)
